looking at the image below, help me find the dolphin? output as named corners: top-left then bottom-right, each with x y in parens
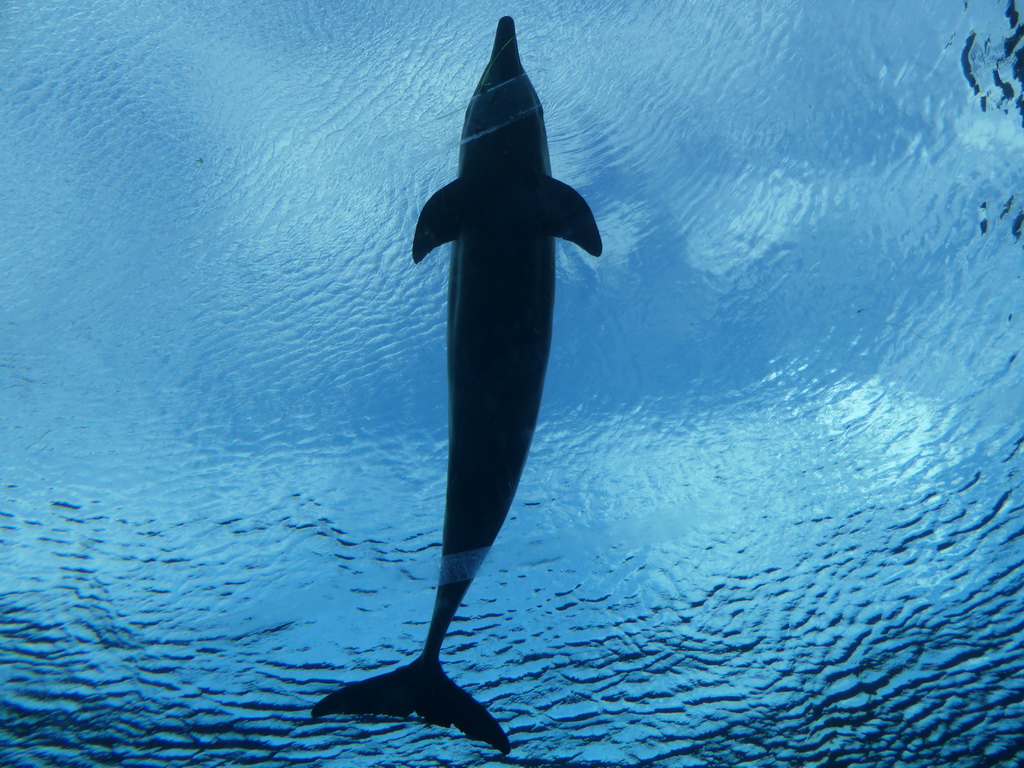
top-left (311, 16), bottom-right (601, 754)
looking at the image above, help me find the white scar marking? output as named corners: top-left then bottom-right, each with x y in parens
top-left (438, 546), bottom-right (492, 585)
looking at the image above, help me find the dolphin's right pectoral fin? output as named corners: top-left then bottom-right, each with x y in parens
top-left (538, 176), bottom-right (603, 257)
top-left (413, 180), bottom-right (465, 263)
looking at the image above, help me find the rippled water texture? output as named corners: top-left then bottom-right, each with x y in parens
top-left (3, 1), bottom-right (1024, 765)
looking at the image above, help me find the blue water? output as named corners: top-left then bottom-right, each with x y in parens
top-left (3, 1), bottom-right (1024, 765)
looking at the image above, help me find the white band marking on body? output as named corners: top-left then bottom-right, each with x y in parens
top-left (439, 546), bottom-right (492, 585)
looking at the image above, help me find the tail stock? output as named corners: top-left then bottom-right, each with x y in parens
top-left (311, 655), bottom-right (510, 755)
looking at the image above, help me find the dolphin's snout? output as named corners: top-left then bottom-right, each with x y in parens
top-left (496, 16), bottom-right (515, 43)
top-left (482, 16), bottom-right (524, 88)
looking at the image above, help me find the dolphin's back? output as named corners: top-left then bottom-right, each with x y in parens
top-left (312, 16), bottom-right (601, 754)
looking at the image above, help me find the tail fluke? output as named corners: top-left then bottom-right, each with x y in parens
top-left (311, 657), bottom-right (510, 755)
top-left (416, 661), bottom-right (510, 754)
top-left (311, 663), bottom-right (417, 719)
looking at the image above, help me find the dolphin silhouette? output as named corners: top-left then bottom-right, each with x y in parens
top-left (312, 16), bottom-right (601, 754)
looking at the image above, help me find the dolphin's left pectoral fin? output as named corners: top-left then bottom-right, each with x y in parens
top-left (538, 176), bottom-right (603, 257)
top-left (413, 179), bottom-right (465, 263)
